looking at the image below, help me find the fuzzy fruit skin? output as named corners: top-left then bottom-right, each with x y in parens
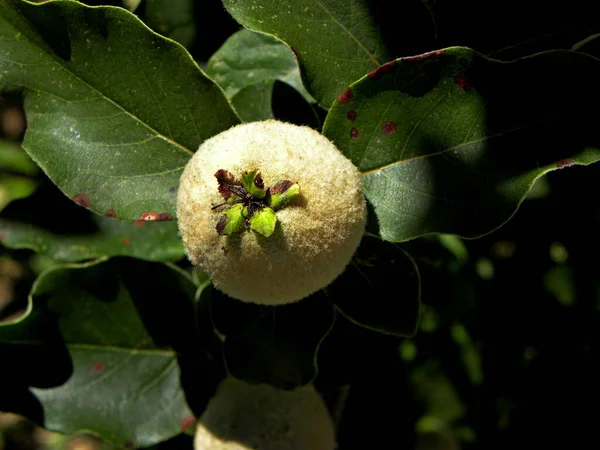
top-left (177, 120), bottom-right (367, 305)
top-left (193, 378), bottom-right (335, 450)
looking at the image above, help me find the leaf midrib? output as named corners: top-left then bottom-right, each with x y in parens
top-left (361, 118), bottom-right (560, 176)
top-left (313, 0), bottom-right (381, 67)
top-left (0, 9), bottom-right (195, 156)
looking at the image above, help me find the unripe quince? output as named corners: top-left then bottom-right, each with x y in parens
top-left (177, 120), bottom-right (366, 305)
top-left (193, 378), bottom-right (335, 450)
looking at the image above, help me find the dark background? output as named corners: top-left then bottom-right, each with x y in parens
top-left (2, 1), bottom-right (599, 449)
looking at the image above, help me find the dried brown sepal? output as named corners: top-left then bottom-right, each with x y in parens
top-left (215, 169), bottom-right (244, 200)
top-left (216, 215), bottom-right (227, 235)
top-left (254, 172), bottom-right (264, 190)
top-left (269, 180), bottom-right (294, 195)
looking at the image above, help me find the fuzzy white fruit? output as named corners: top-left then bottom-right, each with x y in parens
top-left (177, 120), bottom-right (367, 305)
top-left (193, 378), bottom-right (335, 450)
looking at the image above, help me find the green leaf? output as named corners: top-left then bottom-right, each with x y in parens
top-left (229, 79), bottom-right (276, 122)
top-left (142, 0), bottom-right (195, 49)
top-left (209, 291), bottom-right (334, 389)
top-left (322, 48), bottom-right (600, 242)
top-left (241, 169), bottom-right (266, 199)
top-left (0, 0), bottom-right (239, 220)
top-left (249, 207), bottom-right (276, 237)
top-left (206, 28), bottom-right (314, 104)
top-left (266, 180), bottom-right (300, 210)
top-left (8, 259), bottom-right (197, 447)
top-left (326, 235), bottom-right (421, 337)
top-left (0, 214), bottom-right (184, 262)
top-left (222, 0), bottom-right (390, 107)
top-left (216, 203), bottom-right (246, 236)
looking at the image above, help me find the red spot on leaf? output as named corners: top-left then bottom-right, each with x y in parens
top-left (72, 194), bottom-right (89, 208)
top-left (181, 416), bottom-right (196, 430)
top-left (290, 47), bottom-right (300, 60)
top-left (350, 127), bottom-right (360, 140)
top-left (122, 239), bottom-right (131, 246)
top-left (105, 209), bottom-right (116, 218)
top-left (337, 88), bottom-right (353, 105)
top-left (456, 73), bottom-right (471, 91)
top-left (557, 160), bottom-right (575, 168)
top-left (139, 212), bottom-right (160, 221)
top-left (403, 49), bottom-right (445, 63)
top-left (92, 362), bottom-right (104, 374)
top-left (0, 232), bottom-right (7, 241)
top-left (139, 212), bottom-right (173, 221)
top-left (347, 110), bottom-right (357, 121)
top-left (367, 60), bottom-right (397, 80)
top-left (134, 220), bottom-right (145, 228)
top-left (381, 121), bottom-right (397, 135)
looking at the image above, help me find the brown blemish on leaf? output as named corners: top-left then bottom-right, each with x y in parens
top-left (337, 88), bottom-right (353, 105)
top-left (270, 180), bottom-right (293, 195)
top-left (72, 194), bottom-right (89, 208)
top-left (403, 49), bottom-right (445, 63)
top-left (0, 232), bottom-right (7, 241)
top-left (216, 215), bottom-right (227, 235)
top-left (350, 127), bottom-right (359, 140)
top-left (139, 212), bottom-right (160, 221)
top-left (347, 110), bottom-right (357, 121)
top-left (134, 220), bottom-right (145, 228)
top-left (92, 362), bottom-right (104, 374)
top-left (105, 210), bottom-right (116, 218)
top-left (122, 239), bottom-right (131, 247)
top-left (381, 121), bottom-right (397, 135)
top-left (124, 441), bottom-right (134, 449)
top-left (367, 60), bottom-right (397, 80)
top-left (557, 160), bottom-right (575, 168)
top-left (290, 46), bottom-right (300, 60)
top-left (181, 416), bottom-right (196, 430)
top-left (456, 73), bottom-right (472, 91)
top-left (158, 213), bottom-right (173, 220)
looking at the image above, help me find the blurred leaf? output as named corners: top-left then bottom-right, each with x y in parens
top-left (222, 0), bottom-right (390, 107)
top-left (0, 140), bottom-right (39, 176)
top-left (327, 235), bottom-right (421, 337)
top-left (208, 290), bottom-right (334, 389)
top-left (0, 0), bottom-right (239, 220)
top-left (142, 0), bottom-right (195, 49)
top-left (525, 176), bottom-right (550, 199)
top-left (0, 214), bottom-right (184, 262)
top-left (0, 140), bottom-right (40, 210)
top-left (323, 48), bottom-right (600, 242)
top-left (411, 361), bottom-right (465, 424)
top-left (10, 258), bottom-right (198, 447)
top-left (450, 323), bottom-right (483, 386)
top-left (0, 174), bottom-right (38, 211)
top-left (544, 265), bottom-right (575, 306)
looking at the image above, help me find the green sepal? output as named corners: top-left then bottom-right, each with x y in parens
top-left (249, 207), bottom-right (277, 237)
top-left (216, 203), bottom-right (247, 235)
top-left (241, 169), bottom-right (266, 199)
top-left (267, 181), bottom-right (300, 210)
